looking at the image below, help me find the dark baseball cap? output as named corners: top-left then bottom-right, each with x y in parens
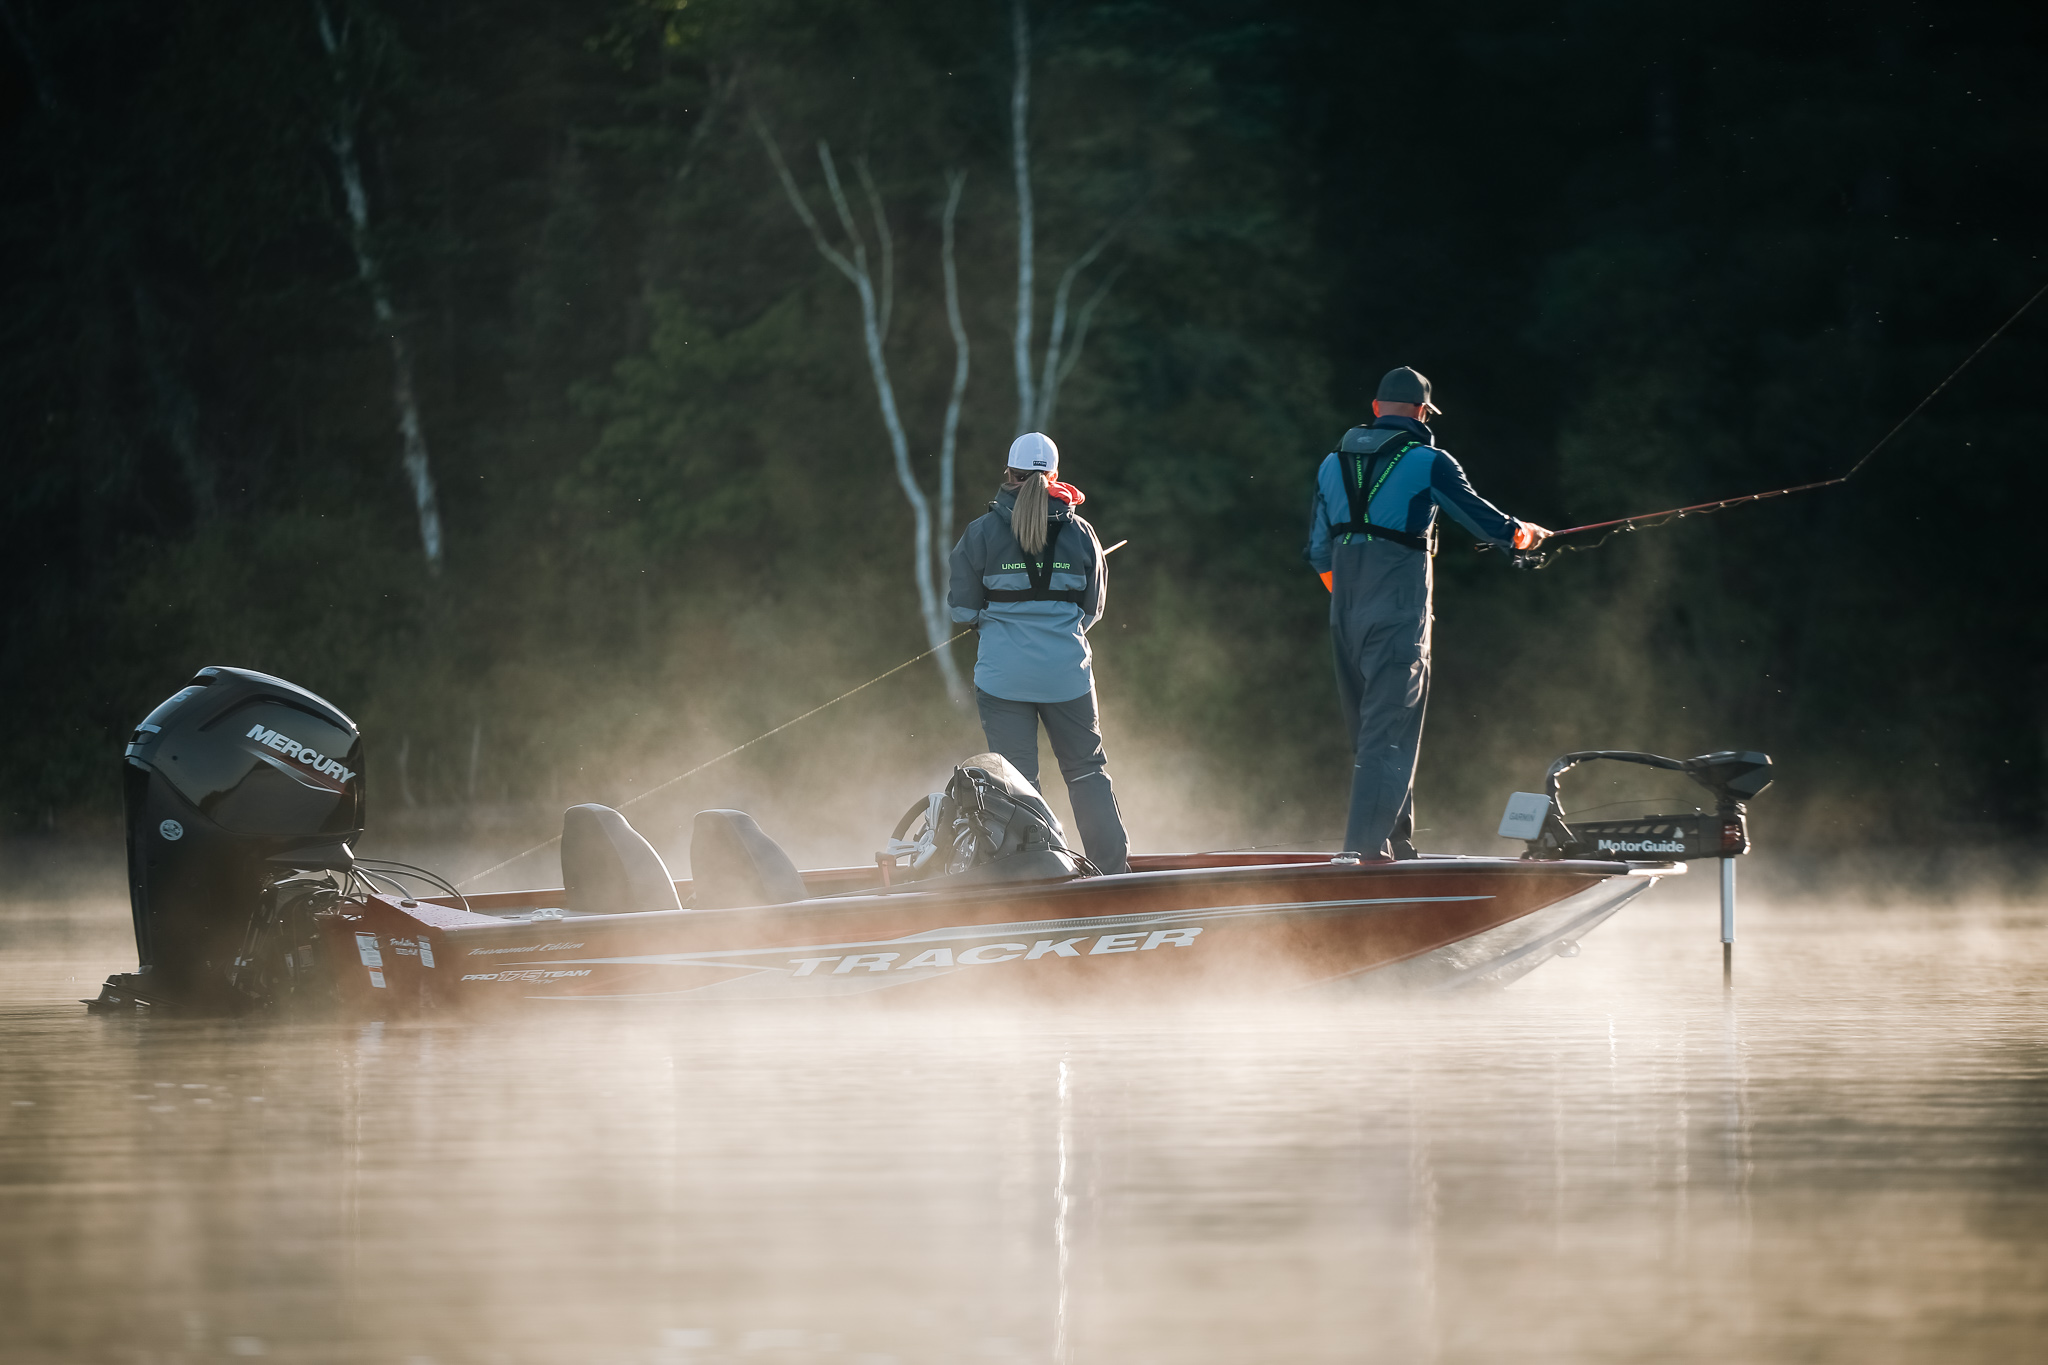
top-left (1375, 366), bottom-right (1442, 416)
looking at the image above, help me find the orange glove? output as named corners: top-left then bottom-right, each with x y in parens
top-left (1318, 570), bottom-right (1334, 593)
top-left (1512, 522), bottom-right (1551, 551)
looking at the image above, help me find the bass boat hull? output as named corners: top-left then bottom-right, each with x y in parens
top-left (311, 853), bottom-right (1675, 1017)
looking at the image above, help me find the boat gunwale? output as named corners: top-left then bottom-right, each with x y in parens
top-left (387, 854), bottom-right (1659, 940)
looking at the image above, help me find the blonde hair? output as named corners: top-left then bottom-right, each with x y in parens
top-left (1009, 470), bottom-right (1052, 554)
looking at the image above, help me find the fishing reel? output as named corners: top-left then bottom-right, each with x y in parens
top-left (1502, 749), bottom-right (1772, 861)
top-left (1484, 538), bottom-right (1564, 571)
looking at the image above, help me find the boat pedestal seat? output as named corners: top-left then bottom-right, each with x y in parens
top-left (691, 810), bottom-right (809, 909)
top-left (560, 804), bottom-right (684, 916)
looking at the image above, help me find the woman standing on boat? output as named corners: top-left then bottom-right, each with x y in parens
top-left (948, 433), bottom-right (1130, 874)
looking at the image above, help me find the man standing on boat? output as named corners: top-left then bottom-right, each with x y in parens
top-left (1305, 366), bottom-right (1548, 860)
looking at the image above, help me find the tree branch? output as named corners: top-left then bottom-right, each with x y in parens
top-left (815, 140), bottom-right (870, 274)
top-left (750, 112), bottom-right (968, 702)
top-left (1035, 218), bottom-right (1124, 431)
top-left (747, 113), bottom-right (862, 285)
top-left (1044, 262), bottom-right (1124, 430)
top-left (856, 157), bottom-right (894, 345)
top-left (675, 65), bottom-right (738, 186)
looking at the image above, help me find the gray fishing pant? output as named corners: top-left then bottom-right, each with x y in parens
top-left (1330, 538), bottom-right (1432, 859)
top-left (975, 687), bottom-right (1131, 874)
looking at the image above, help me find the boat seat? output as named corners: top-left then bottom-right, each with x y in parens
top-left (691, 809), bottom-right (808, 909)
top-left (560, 804), bottom-right (684, 916)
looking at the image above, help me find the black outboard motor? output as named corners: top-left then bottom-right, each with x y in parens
top-left (94, 666), bottom-right (365, 1013)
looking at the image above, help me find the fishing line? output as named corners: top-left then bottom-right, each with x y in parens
top-left (455, 536), bottom-right (1129, 889)
top-left (456, 629), bottom-right (975, 889)
top-left (1503, 279), bottom-right (2048, 568)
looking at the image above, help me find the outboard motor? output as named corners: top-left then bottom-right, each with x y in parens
top-left (94, 666), bottom-right (365, 1013)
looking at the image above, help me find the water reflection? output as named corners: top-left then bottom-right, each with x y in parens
top-left (2, 874), bottom-right (2046, 1363)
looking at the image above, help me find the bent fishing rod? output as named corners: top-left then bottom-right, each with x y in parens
top-left (1503, 280), bottom-right (2048, 569)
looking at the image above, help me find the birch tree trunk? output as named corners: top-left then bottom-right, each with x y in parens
top-left (315, 0), bottom-right (444, 574)
top-left (753, 116), bottom-right (971, 704)
top-left (1010, 0), bottom-right (1123, 437)
top-left (937, 167), bottom-right (969, 601)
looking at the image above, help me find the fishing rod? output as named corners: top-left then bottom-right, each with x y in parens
top-left (1505, 280), bottom-right (2048, 569)
top-left (458, 538), bottom-right (1132, 889)
top-left (456, 629), bottom-right (975, 888)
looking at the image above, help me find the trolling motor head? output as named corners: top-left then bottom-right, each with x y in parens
top-left (1502, 749), bottom-right (1772, 861)
top-left (98, 666), bottom-right (365, 1012)
top-left (1682, 750), bottom-right (1774, 811)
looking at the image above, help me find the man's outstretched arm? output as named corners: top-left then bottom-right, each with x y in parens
top-left (1430, 450), bottom-right (1547, 548)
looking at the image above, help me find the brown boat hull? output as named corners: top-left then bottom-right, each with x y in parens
top-left (320, 855), bottom-right (1672, 1018)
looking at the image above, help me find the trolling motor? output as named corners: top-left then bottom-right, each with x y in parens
top-left (1500, 749), bottom-right (1772, 982)
top-left (91, 666), bottom-right (366, 1014)
top-left (1500, 750), bottom-right (1772, 861)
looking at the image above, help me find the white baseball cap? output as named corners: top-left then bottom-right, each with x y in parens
top-left (1007, 432), bottom-right (1059, 472)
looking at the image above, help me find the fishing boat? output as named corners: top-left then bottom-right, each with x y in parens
top-left (89, 667), bottom-right (1769, 1017)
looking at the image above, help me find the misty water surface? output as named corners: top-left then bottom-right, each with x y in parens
top-left (2, 860), bottom-right (2044, 1364)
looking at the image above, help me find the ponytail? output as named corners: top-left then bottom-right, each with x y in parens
top-left (1011, 471), bottom-right (1052, 555)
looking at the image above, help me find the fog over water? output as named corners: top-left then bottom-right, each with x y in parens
top-left (3, 854), bottom-right (2045, 1364)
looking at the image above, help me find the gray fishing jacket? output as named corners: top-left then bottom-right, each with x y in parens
top-left (948, 485), bottom-right (1107, 703)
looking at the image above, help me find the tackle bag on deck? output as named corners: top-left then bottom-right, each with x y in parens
top-left (884, 753), bottom-right (1090, 883)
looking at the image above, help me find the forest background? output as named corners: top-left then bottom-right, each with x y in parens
top-left (3, 0), bottom-right (2044, 876)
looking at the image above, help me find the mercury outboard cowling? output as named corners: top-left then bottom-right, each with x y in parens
top-left (94, 666), bottom-right (365, 1013)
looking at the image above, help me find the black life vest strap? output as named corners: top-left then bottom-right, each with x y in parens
top-left (1330, 434), bottom-right (1428, 551)
top-left (984, 520), bottom-right (1089, 604)
top-left (1345, 521), bottom-right (1428, 552)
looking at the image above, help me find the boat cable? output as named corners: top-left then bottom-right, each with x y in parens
top-left (349, 867), bottom-right (410, 901)
top-left (355, 857), bottom-right (473, 913)
top-left (456, 629), bottom-right (977, 890)
top-left (1494, 279), bottom-right (2048, 569)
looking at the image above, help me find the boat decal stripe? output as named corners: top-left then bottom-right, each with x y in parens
top-left (528, 894), bottom-right (1494, 971)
